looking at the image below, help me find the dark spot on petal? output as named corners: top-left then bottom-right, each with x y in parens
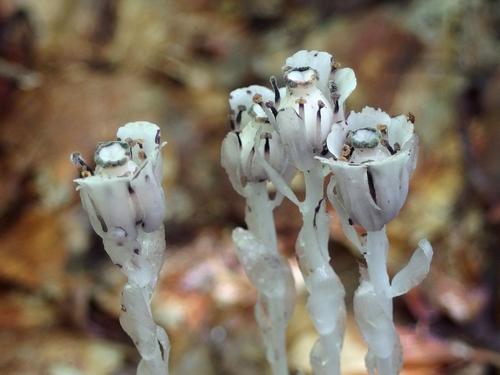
top-left (236, 109), bottom-right (243, 125)
top-left (236, 131), bottom-right (242, 147)
top-left (367, 169), bottom-right (377, 204)
top-left (320, 144), bottom-right (329, 156)
top-left (87, 197), bottom-right (107, 233)
top-left (270, 76), bottom-right (280, 105)
top-left (264, 137), bottom-right (270, 155)
top-left (158, 340), bottom-right (165, 360)
top-left (96, 214), bottom-right (108, 233)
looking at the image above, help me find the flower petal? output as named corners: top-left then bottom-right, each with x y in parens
top-left (266, 129), bottom-right (289, 174)
top-left (324, 160), bottom-right (384, 231)
top-left (76, 176), bottom-right (138, 240)
top-left (387, 114), bottom-right (414, 150)
top-left (368, 151), bottom-right (412, 225)
top-left (331, 67), bottom-right (357, 106)
top-left (117, 121), bottom-right (162, 162)
top-left (324, 174), bottom-right (365, 251)
top-left (347, 107), bottom-right (391, 132)
top-left (221, 132), bottom-right (244, 195)
top-left (254, 148), bottom-right (300, 206)
top-left (276, 107), bottom-right (314, 171)
top-left (130, 160), bottom-right (166, 232)
top-left (326, 120), bottom-right (348, 158)
top-left (283, 50), bottom-right (333, 97)
top-left (229, 85), bottom-right (274, 128)
top-left (239, 120), bottom-right (262, 179)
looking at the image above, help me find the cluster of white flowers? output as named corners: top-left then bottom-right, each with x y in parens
top-left (71, 122), bottom-right (170, 375)
top-left (221, 50), bottom-right (433, 375)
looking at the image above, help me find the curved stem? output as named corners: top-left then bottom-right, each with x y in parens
top-left (107, 227), bottom-right (170, 375)
top-left (298, 164), bottom-right (346, 375)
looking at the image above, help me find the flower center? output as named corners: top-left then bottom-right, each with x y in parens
top-left (94, 141), bottom-right (137, 177)
top-left (350, 128), bottom-right (380, 149)
top-left (347, 128), bottom-right (391, 164)
top-left (284, 67), bottom-right (318, 88)
top-left (95, 141), bottom-right (131, 167)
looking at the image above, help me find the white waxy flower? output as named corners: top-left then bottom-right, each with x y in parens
top-left (282, 49), bottom-right (356, 107)
top-left (320, 107), bottom-right (418, 231)
top-left (276, 50), bottom-right (357, 170)
top-left (117, 121), bottom-right (165, 182)
top-left (75, 123), bottom-right (166, 236)
top-left (72, 121), bottom-right (170, 375)
top-left (221, 104), bottom-right (292, 194)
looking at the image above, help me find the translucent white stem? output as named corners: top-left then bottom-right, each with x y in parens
top-left (299, 165), bottom-right (346, 375)
top-left (255, 294), bottom-right (290, 375)
top-left (106, 227), bottom-right (170, 375)
top-left (365, 229), bottom-right (392, 316)
top-left (253, 157), bottom-right (346, 374)
top-left (241, 181), bottom-right (295, 375)
top-left (245, 182), bottom-right (279, 250)
top-left (356, 228), bottom-right (400, 375)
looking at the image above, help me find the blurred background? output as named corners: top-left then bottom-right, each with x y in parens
top-left (0, 0), bottom-right (499, 374)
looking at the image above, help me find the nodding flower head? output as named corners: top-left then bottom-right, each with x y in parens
top-left (71, 122), bottom-right (166, 239)
top-left (272, 50), bottom-right (357, 171)
top-left (320, 107), bottom-right (418, 231)
top-left (283, 50), bottom-right (357, 112)
top-left (221, 102), bottom-right (291, 194)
